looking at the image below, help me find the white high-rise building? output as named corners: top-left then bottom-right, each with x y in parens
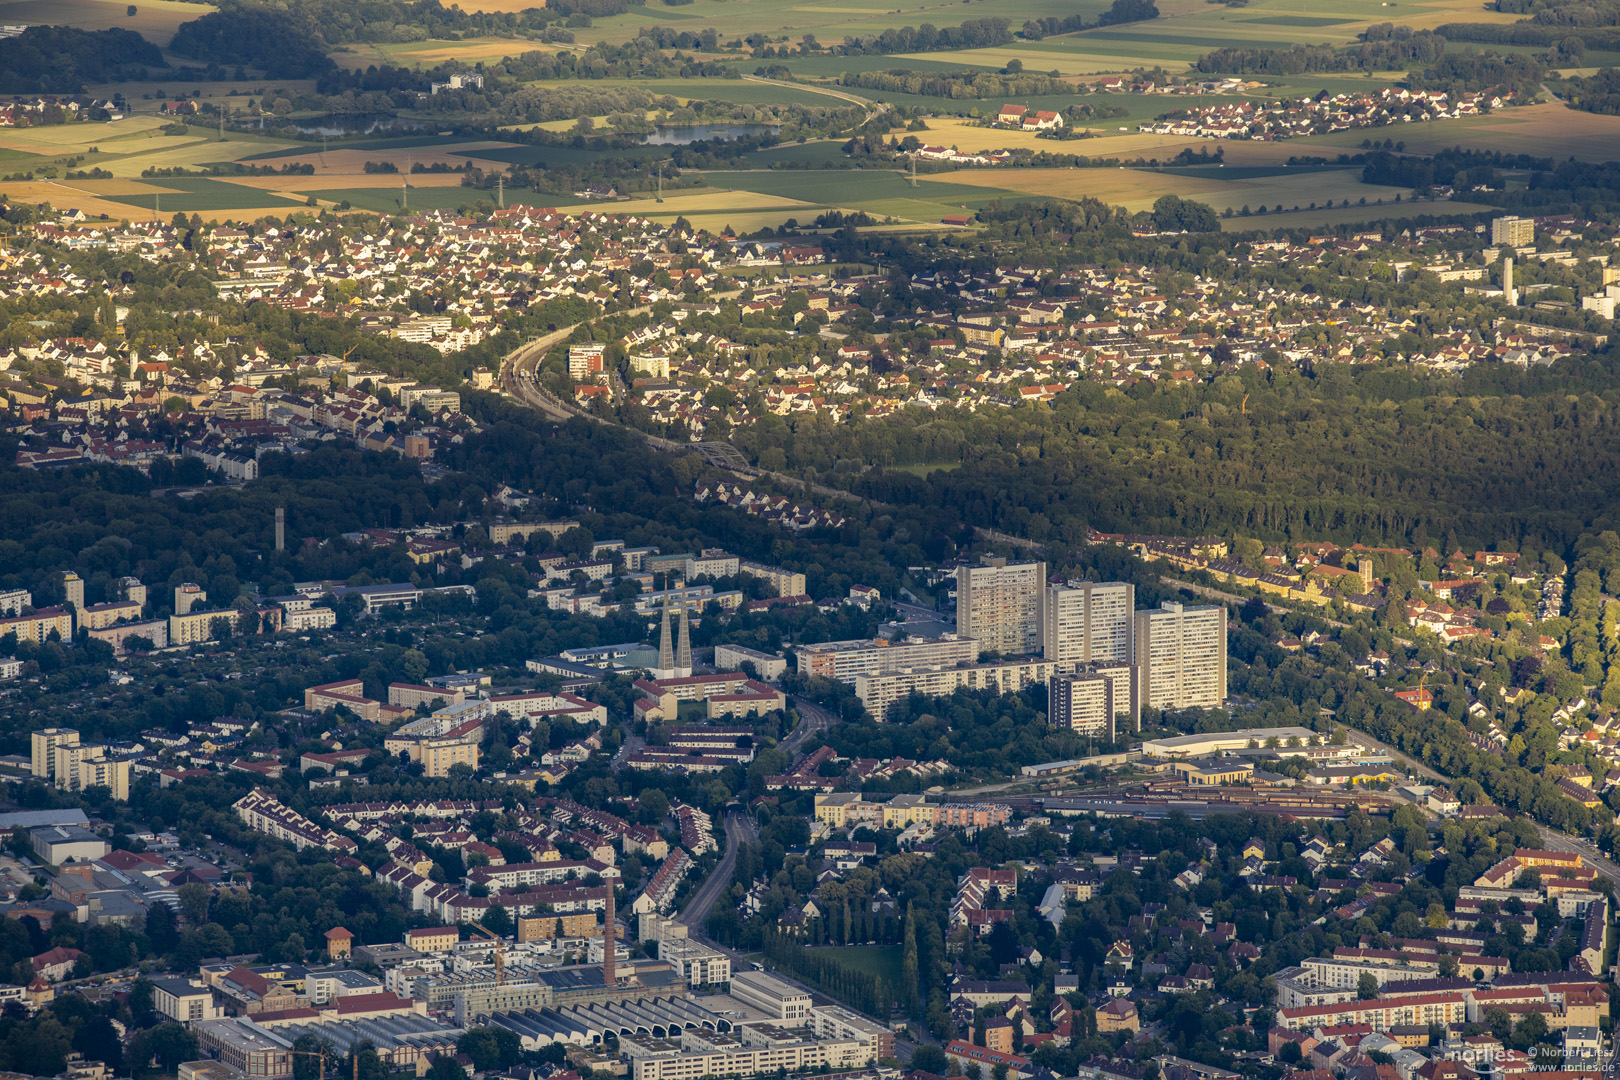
top-left (1049, 662), bottom-right (1137, 740)
top-left (1042, 581), bottom-right (1134, 665)
top-left (1134, 602), bottom-right (1227, 713)
top-left (955, 557), bottom-right (1046, 657)
top-left (31, 728), bottom-right (79, 779)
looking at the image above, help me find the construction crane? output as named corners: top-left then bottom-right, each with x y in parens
top-left (468, 922), bottom-right (507, 986)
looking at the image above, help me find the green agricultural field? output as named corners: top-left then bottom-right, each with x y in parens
top-left (732, 54), bottom-right (1006, 77)
top-left (884, 0), bottom-right (1524, 75)
top-left (239, 134), bottom-right (497, 163)
top-left (1240, 14), bottom-right (1357, 25)
top-left (724, 140), bottom-right (856, 168)
top-left (312, 185), bottom-right (485, 212)
top-left (107, 176), bottom-right (310, 211)
top-left (1219, 197), bottom-right (1498, 230)
top-left (569, 0), bottom-right (1113, 50)
top-left (521, 77), bottom-right (836, 108)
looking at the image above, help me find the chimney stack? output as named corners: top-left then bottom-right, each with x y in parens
top-left (275, 507), bottom-right (285, 552)
top-left (603, 887), bottom-right (616, 990)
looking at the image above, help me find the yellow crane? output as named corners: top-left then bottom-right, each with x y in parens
top-left (468, 922), bottom-right (507, 986)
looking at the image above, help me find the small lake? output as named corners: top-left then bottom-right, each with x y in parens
top-left (638, 123), bottom-right (780, 145)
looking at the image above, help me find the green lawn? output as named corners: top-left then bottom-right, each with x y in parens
top-left (815, 945), bottom-right (904, 989)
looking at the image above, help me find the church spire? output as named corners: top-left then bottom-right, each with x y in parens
top-left (656, 586), bottom-right (674, 679)
top-left (676, 581), bottom-right (693, 677)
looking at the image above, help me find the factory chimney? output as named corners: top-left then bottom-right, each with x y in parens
top-left (275, 507), bottom-right (285, 552)
top-left (603, 887), bottom-right (616, 990)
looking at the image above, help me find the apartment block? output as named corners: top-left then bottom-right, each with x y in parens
top-left (61, 571), bottom-right (83, 615)
top-left (384, 702), bottom-right (487, 777)
top-left (738, 561), bottom-right (806, 599)
top-left (856, 657), bottom-right (1060, 722)
top-left (88, 619), bottom-right (168, 655)
top-left (1042, 581), bottom-right (1134, 664)
top-left (174, 583), bottom-right (205, 615)
top-left (79, 600), bottom-right (143, 630)
top-left (1491, 216), bottom-right (1534, 247)
top-left (625, 1029), bottom-right (868, 1080)
top-left (388, 682), bottom-right (465, 710)
top-left (283, 607), bottom-right (336, 632)
top-left (31, 728), bottom-right (78, 779)
top-left (168, 609), bottom-right (238, 647)
top-left (1134, 602), bottom-right (1227, 712)
top-left (956, 557), bottom-right (1046, 656)
top-left (0, 607), bottom-right (73, 645)
top-left (713, 644), bottom-right (787, 681)
top-left (795, 635), bottom-right (977, 683)
top-left (55, 747), bottom-right (131, 801)
top-left (1050, 664), bottom-right (1138, 740)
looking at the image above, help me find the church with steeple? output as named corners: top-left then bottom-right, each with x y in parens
top-left (653, 581), bottom-right (693, 679)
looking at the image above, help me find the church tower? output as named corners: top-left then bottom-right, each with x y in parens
top-left (675, 583), bottom-right (693, 678)
top-left (655, 588), bottom-right (675, 679)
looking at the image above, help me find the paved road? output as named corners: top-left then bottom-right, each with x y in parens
top-left (785, 697), bottom-right (836, 762)
top-left (1533, 825), bottom-right (1620, 888)
top-left (677, 806), bottom-right (757, 930)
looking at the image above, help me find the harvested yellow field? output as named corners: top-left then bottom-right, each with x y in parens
top-left (924, 166), bottom-right (1416, 214)
top-left (647, 211), bottom-right (815, 234)
top-left (92, 137), bottom-right (267, 178)
top-left (0, 115), bottom-right (168, 154)
top-left (0, 0), bottom-right (210, 44)
top-left (366, 37), bottom-right (531, 65)
top-left (912, 124), bottom-right (1316, 166)
top-left (0, 180), bottom-right (146, 218)
top-left (449, 0), bottom-right (545, 11)
top-left (55, 178), bottom-right (176, 196)
top-left (1305, 102), bottom-right (1620, 160)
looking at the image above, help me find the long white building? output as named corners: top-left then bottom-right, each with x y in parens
top-left (855, 658), bottom-right (1060, 722)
